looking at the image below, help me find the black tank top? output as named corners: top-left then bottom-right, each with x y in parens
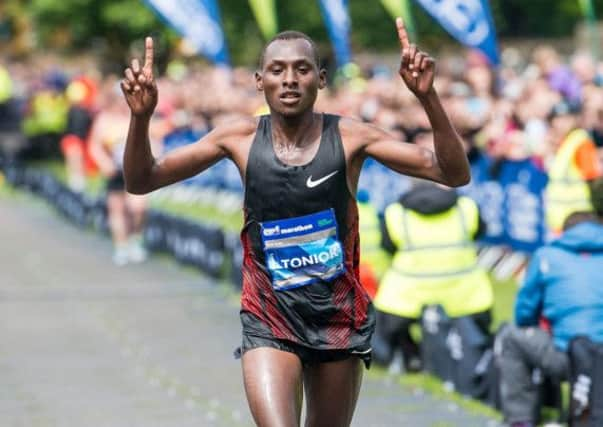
top-left (245, 114), bottom-right (352, 260)
top-left (239, 114), bottom-right (375, 351)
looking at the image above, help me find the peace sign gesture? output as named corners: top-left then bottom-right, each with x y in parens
top-left (396, 17), bottom-right (436, 98)
top-left (121, 37), bottom-right (158, 118)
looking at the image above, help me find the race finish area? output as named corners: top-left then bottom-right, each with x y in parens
top-left (0, 194), bottom-right (500, 426)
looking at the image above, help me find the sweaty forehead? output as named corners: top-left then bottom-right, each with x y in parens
top-left (263, 39), bottom-right (315, 65)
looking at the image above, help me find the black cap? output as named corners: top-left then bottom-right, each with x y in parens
top-left (547, 100), bottom-right (581, 121)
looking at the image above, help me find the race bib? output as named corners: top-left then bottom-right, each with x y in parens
top-left (260, 209), bottom-right (345, 291)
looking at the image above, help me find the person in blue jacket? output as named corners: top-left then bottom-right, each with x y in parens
top-left (498, 177), bottom-right (603, 427)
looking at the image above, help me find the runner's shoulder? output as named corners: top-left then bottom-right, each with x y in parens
top-left (210, 115), bottom-right (259, 146)
top-left (338, 116), bottom-right (388, 146)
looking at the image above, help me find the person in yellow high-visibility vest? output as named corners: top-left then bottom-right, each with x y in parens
top-left (0, 63), bottom-right (13, 105)
top-left (545, 101), bottom-right (602, 234)
top-left (0, 62), bottom-right (24, 163)
top-left (371, 181), bottom-right (493, 371)
top-left (21, 74), bottom-right (69, 160)
top-left (357, 189), bottom-right (391, 299)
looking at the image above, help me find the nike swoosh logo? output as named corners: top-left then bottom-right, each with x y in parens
top-left (306, 171), bottom-right (338, 188)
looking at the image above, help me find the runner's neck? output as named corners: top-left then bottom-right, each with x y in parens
top-left (270, 111), bottom-right (321, 150)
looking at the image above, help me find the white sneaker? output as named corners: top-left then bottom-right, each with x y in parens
top-left (128, 236), bottom-right (148, 263)
top-left (128, 243), bottom-right (148, 263)
top-left (112, 246), bottom-right (130, 266)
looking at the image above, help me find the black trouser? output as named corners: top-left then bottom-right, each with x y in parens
top-left (371, 309), bottom-right (491, 371)
top-left (21, 133), bottom-right (62, 160)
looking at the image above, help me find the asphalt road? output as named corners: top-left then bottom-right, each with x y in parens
top-left (0, 193), bottom-right (500, 427)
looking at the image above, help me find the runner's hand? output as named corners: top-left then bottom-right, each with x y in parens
top-left (396, 17), bottom-right (435, 98)
top-left (121, 37), bottom-right (158, 118)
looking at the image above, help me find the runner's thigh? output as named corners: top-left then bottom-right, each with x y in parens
top-left (303, 357), bottom-right (363, 427)
top-left (242, 347), bottom-right (303, 427)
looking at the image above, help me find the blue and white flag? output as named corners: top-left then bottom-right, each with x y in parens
top-left (317, 0), bottom-right (352, 68)
top-left (144, 0), bottom-right (230, 65)
top-left (413, 0), bottom-right (499, 66)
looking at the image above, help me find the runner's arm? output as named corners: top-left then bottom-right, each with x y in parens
top-left (359, 17), bottom-right (470, 187)
top-left (365, 90), bottom-right (469, 187)
top-left (124, 117), bottom-right (254, 194)
top-left (120, 35), bottom-right (240, 194)
top-left (345, 98), bottom-right (470, 187)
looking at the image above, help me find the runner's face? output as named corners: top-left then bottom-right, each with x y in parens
top-left (256, 39), bottom-right (326, 117)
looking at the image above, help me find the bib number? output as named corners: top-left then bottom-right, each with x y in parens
top-left (260, 209), bottom-right (345, 291)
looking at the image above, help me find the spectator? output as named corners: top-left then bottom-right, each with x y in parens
top-left (21, 71), bottom-right (69, 159)
top-left (89, 79), bottom-right (165, 265)
top-left (0, 60), bottom-right (23, 163)
top-left (533, 46), bottom-right (582, 107)
top-left (371, 179), bottom-right (493, 371)
top-left (60, 75), bottom-right (98, 191)
top-left (498, 177), bottom-right (603, 427)
top-left (357, 189), bottom-right (391, 299)
top-left (0, 60), bottom-right (12, 105)
top-left (544, 101), bottom-right (601, 234)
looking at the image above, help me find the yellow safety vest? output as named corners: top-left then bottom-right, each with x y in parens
top-left (545, 129), bottom-right (595, 233)
top-left (374, 196), bottom-right (493, 318)
top-left (22, 92), bottom-right (69, 136)
top-left (0, 66), bottom-right (12, 104)
top-left (357, 201), bottom-right (391, 279)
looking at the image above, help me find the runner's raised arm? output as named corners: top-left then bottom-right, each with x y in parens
top-left (358, 18), bottom-right (470, 187)
top-left (121, 37), bottom-right (238, 194)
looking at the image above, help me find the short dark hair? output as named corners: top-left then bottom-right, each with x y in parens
top-left (547, 100), bottom-right (581, 122)
top-left (590, 177), bottom-right (603, 217)
top-left (563, 211), bottom-right (598, 231)
top-left (259, 31), bottom-right (320, 69)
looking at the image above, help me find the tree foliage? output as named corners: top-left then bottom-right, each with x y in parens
top-left (8, 0), bottom-right (603, 67)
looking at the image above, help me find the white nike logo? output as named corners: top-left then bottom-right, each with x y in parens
top-left (306, 171), bottom-right (338, 188)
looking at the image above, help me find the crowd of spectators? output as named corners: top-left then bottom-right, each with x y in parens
top-left (1, 44), bottom-right (603, 177)
top-left (2, 44), bottom-right (603, 249)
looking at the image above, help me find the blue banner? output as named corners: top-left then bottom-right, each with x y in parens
top-left (144, 0), bottom-right (229, 65)
top-left (460, 156), bottom-right (549, 252)
top-left (358, 154), bottom-right (548, 252)
top-left (318, 0), bottom-right (352, 68)
top-left (412, 0), bottom-right (500, 66)
top-left (357, 158), bottom-right (412, 212)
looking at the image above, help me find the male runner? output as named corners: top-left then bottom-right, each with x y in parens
top-left (121, 18), bottom-right (470, 427)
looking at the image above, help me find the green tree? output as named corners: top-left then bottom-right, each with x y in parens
top-left (17, 0), bottom-right (603, 68)
top-left (28, 0), bottom-right (174, 71)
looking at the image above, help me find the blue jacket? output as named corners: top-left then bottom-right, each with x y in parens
top-left (515, 222), bottom-right (603, 351)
